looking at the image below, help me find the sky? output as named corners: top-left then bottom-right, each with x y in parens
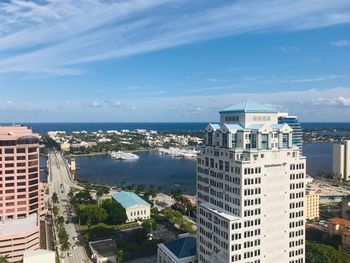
top-left (0, 0), bottom-right (350, 122)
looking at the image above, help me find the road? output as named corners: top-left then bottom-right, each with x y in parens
top-left (48, 150), bottom-right (89, 263)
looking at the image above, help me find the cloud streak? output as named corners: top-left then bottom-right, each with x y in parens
top-left (0, 0), bottom-right (350, 74)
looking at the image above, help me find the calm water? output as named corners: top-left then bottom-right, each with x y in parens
top-left (72, 143), bottom-right (334, 195)
top-left (31, 122), bottom-right (342, 194)
top-left (3, 122), bottom-right (350, 133)
top-left (74, 151), bottom-right (197, 194)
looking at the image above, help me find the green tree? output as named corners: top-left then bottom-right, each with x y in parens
top-left (171, 187), bottom-right (184, 201)
top-left (56, 215), bottom-right (65, 227)
top-left (51, 192), bottom-right (59, 204)
top-left (52, 205), bottom-right (60, 217)
top-left (135, 184), bottom-right (145, 194)
top-left (306, 242), bottom-right (350, 263)
top-left (60, 240), bottom-right (71, 251)
top-left (76, 204), bottom-right (107, 226)
top-left (71, 190), bottom-right (94, 206)
top-left (96, 188), bottom-right (104, 201)
top-left (100, 199), bottom-right (127, 225)
top-left (115, 249), bottom-right (124, 263)
top-left (58, 227), bottom-right (70, 251)
top-left (0, 255), bottom-right (9, 263)
top-left (68, 188), bottom-right (74, 200)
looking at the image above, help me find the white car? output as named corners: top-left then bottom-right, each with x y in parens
top-left (67, 252), bottom-right (73, 257)
top-left (72, 245), bottom-right (77, 250)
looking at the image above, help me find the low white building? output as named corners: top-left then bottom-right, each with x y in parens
top-left (23, 249), bottom-right (55, 263)
top-left (158, 236), bottom-right (197, 263)
top-left (112, 191), bottom-right (151, 222)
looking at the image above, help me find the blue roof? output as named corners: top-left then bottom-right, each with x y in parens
top-left (209, 123), bottom-right (220, 130)
top-left (224, 124), bottom-right (243, 130)
top-left (219, 100), bottom-right (278, 114)
top-left (246, 124), bottom-right (263, 130)
top-left (112, 191), bottom-right (149, 209)
top-left (164, 237), bottom-right (196, 259)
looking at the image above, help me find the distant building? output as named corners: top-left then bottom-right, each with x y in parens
top-left (23, 249), bottom-right (55, 263)
top-left (278, 113), bottom-right (303, 152)
top-left (60, 141), bottom-right (70, 152)
top-left (333, 140), bottom-right (350, 181)
top-left (157, 236), bottom-right (197, 263)
top-left (112, 191), bottom-right (150, 222)
top-left (341, 198), bottom-right (350, 220)
top-left (328, 217), bottom-right (350, 236)
top-left (305, 191), bottom-right (319, 220)
top-left (69, 157), bottom-right (77, 171)
top-left (327, 217), bottom-right (350, 252)
top-left (89, 239), bottom-right (117, 263)
top-left (0, 126), bottom-right (42, 262)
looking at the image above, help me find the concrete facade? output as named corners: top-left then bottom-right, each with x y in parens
top-left (23, 249), bottom-right (55, 263)
top-left (333, 140), bottom-right (350, 181)
top-left (305, 191), bottom-right (319, 221)
top-left (112, 191), bottom-right (150, 222)
top-left (0, 126), bottom-right (42, 262)
top-left (197, 101), bottom-right (306, 263)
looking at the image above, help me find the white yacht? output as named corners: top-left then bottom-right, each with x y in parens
top-left (109, 151), bottom-right (139, 160)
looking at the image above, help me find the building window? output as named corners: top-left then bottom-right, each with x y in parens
top-left (283, 133), bottom-right (289, 148)
top-left (222, 133), bottom-right (228, 148)
top-left (261, 134), bottom-right (269, 149)
top-left (232, 133), bottom-right (237, 149)
top-left (208, 132), bottom-right (213, 146)
top-left (251, 134), bottom-right (257, 149)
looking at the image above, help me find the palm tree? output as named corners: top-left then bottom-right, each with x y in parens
top-left (52, 205), bottom-right (60, 217)
top-left (115, 249), bottom-right (124, 263)
top-left (56, 215), bottom-right (65, 227)
top-left (51, 192), bottom-right (59, 204)
top-left (0, 255), bottom-right (9, 263)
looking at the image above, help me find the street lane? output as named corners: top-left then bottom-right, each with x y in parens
top-left (49, 151), bottom-right (89, 263)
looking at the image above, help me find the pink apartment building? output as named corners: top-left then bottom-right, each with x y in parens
top-left (0, 126), bottom-right (43, 262)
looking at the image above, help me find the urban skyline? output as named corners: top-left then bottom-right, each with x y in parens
top-left (0, 1), bottom-right (350, 122)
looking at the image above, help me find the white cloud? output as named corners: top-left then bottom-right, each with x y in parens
top-left (313, 96), bottom-right (350, 106)
top-left (331, 40), bottom-right (350, 47)
top-left (2, 87), bottom-right (350, 121)
top-left (277, 46), bottom-right (299, 52)
top-left (106, 100), bottom-right (122, 107)
top-left (87, 101), bottom-right (102, 108)
top-left (0, 0), bottom-right (349, 74)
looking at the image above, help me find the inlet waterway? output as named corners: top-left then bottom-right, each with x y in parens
top-left (63, 142), bottom-right (333, 195)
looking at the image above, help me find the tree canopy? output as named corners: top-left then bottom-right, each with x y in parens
top-left (101, 199), bottom-right (127, 225)
top-left (76, 204), bottom-right (107, 225)
top-left (306, 243), bottom-right (350, 263)
top-left (71, 190), bottom-right (95, 206)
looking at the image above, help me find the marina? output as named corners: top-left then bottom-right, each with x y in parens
top-left (157, 147), bottom-right (199, 158)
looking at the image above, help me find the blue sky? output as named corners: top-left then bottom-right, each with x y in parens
top-left (0, 0), bottom-right (350, 122)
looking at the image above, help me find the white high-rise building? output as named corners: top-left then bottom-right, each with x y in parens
top-left (197, 100), bottom-right (306, 263)
top-left (333, 140), bottom-right (350, 181)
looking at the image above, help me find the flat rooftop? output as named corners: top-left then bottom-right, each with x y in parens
top-left (0, 125), bottom-right (39, 140)
top-left (89, 239), bottom-right (117, 258)
top-left (0, 213), bottom-right (38, 235)
top-left (200, 202), bottom-right (241, 221)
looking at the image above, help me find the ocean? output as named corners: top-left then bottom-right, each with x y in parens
top-left (3, 122), bottom-right (350, 133)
